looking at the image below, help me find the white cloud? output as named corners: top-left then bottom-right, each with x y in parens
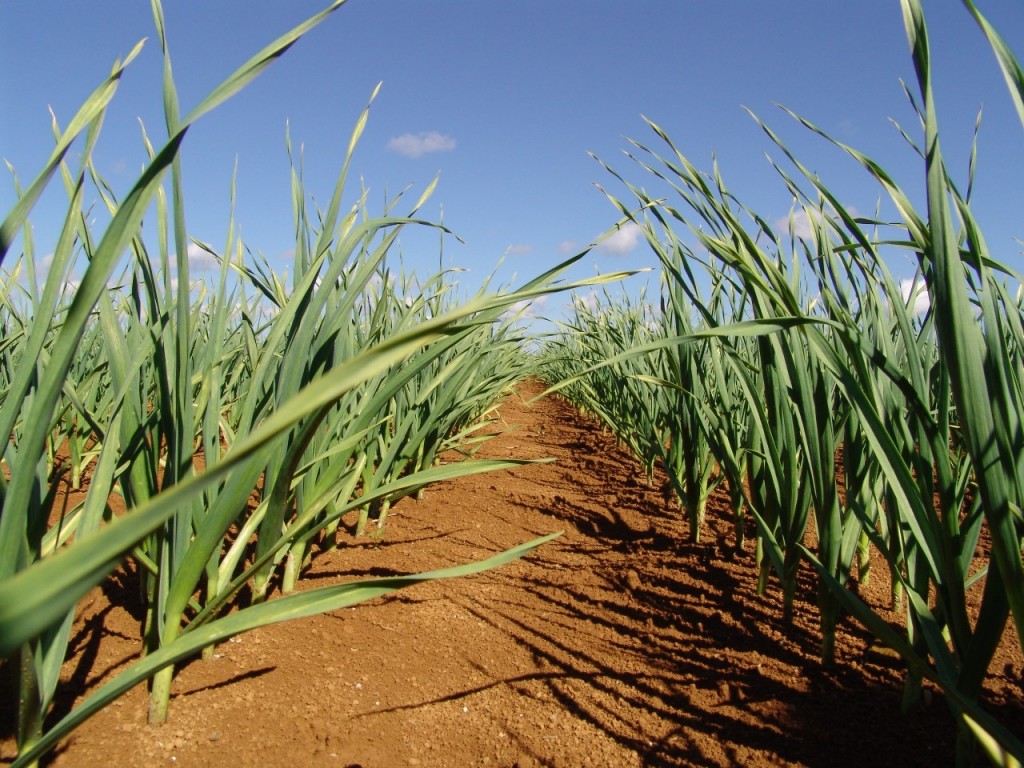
top-left (900, 278), bottom-right (931, 316)
top-left (570, 290), bottom-right (600, 314)
top-left (187, 242), bottom-right (219, 272)
top-left (386, 131), bottom-right (456, 158)
top-left (597, 221), bottom-right (642, 255)
top-left (559, 240), bottom-right (579, 255)
top-left (501, 295), bottom-right (548, 321)
top-left (367, 272), bottom-right (397, 292)
top-left (28, 253), bottom-right (82, 294)
top-left (775, 209), bottom-right (823, 241)
top-left (774, 204), bottom-right (862, 243)
top-left (506, 244), bottom-right (534, 255)
top-left (60, 277), bottom-right (81, 298)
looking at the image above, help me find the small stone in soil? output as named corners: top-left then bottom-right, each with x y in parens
top-left (625, 569), bottom-right (642, 591)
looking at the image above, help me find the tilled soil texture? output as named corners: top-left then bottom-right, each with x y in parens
top-left (2, 379), bottom-right (1023, 768)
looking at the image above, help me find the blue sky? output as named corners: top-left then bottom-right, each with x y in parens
top-left (3, 0), bottom-right (1023, 320)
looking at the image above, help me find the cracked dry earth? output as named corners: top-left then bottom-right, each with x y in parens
top-left (3, 379), bottom-right (1023, 767)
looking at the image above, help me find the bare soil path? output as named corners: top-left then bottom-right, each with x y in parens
top-left (3, 380), bottom-right (1022, 767)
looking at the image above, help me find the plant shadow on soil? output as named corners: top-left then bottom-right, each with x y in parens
top-left (4, 380), bottom-right (1023, 768)
top-left (443, 487), bottom-right (956, 766)
top-left (321, 383), bottom-right (1001, 767)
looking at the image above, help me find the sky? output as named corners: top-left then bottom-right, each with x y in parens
top-left (2, 0), bottom-right (1024, 324)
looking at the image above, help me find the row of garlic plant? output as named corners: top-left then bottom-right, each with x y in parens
top-left (0, 2), bottom-right (637, 766)
top-left (541, 1), bottom-right (1024, 764)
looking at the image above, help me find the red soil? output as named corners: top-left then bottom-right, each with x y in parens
top-left (2, 379), bottom-right (1022, 767)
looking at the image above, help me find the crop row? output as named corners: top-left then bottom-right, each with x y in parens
top-left (0, 3), bottom-right (632, 765)
top-left (541, 3), bottom-right (1024, 765)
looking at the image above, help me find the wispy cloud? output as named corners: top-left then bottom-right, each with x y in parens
top-left (559, 240), bottom-right (578, 255)
top-left (386, 131), bottom-right (456, 158)
top-left (597, 221), bottom-right (642, 255)
top-left (506, 244), bottom-right (535, 255)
